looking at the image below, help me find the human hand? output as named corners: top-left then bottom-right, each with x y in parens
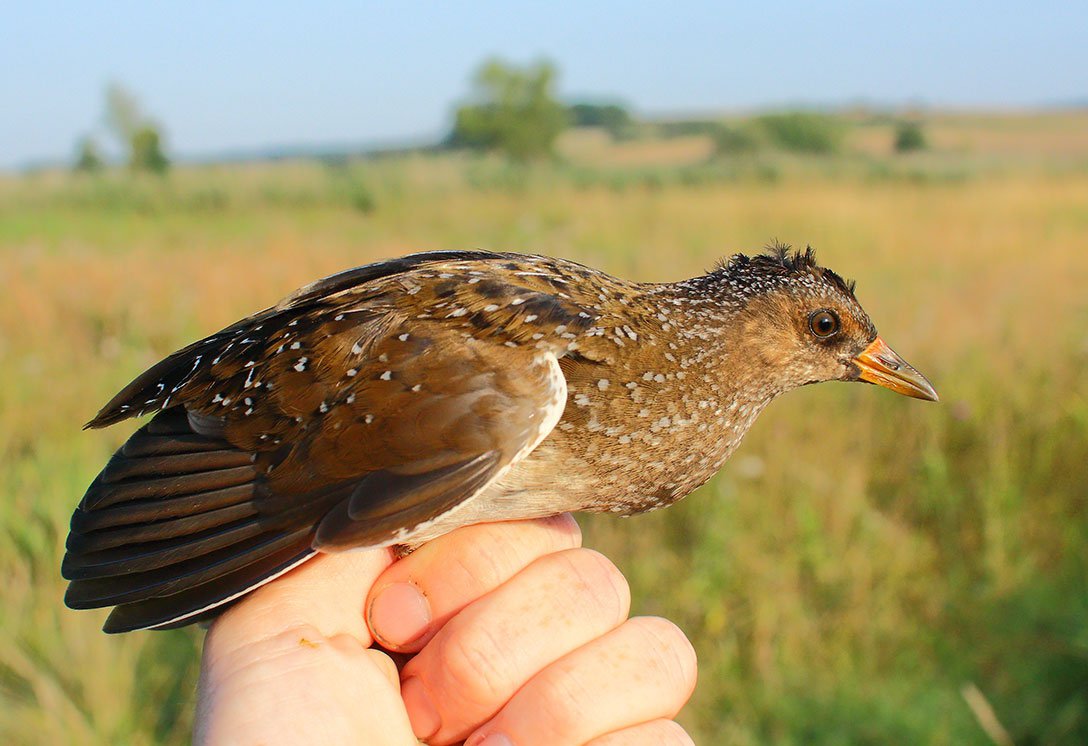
top-left (195, 515), bottom-right (697, 745)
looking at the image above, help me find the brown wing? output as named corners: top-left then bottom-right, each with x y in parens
top-left (65, 253), bottom-right (593, 632)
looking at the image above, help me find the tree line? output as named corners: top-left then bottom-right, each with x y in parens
top-left (74, 59), bottom-right (926, 173)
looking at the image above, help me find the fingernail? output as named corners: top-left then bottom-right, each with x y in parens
top-left (468, 733), bottom-right (514, 746)
top-left (369, 582), bottom-right (430, 647)
top-left (400, 676), bottom-right (441, 739)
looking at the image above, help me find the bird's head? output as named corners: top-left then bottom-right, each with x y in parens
top-left (714, 244), bottom-right (938, 401)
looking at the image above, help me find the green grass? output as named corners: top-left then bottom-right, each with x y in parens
top-left (2, 133), bottom-right (1087, 743)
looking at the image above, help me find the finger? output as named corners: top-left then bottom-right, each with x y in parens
top-left (466, 617), bottom-right (697, 746)
top-left (400, 548), bottom-right (631, 744)
top-left (583, 719), bottom-right (695, 746)
top-left (195, 627), bottom-right (416, 746)
top-left (208, 547), bottom-right (394, 659)
top-left (367, 514), bottom-right (581, 651)
top-left (362, 647), bottom-right (401, 689)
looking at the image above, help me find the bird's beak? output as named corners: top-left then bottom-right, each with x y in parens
top-left (852, 337), bottom-right (939, 402)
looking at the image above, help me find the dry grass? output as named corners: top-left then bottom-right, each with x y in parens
top-left (2, 137), bottom-right (1086, 743)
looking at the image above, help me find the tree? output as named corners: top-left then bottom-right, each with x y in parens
top-left (130, 125), bottom-right (169, 174)
top-left (104, 83), bottom-right (170, 174)
top-left (73, 136), bottom-right (104, 173)
top-left (448, 58), bottom-right (568, 160)
top-left (894, 121), bottom-right (927, 153)
top-left (105, 84), bottom-right (142, 144)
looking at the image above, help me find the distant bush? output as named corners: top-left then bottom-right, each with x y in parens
top-left (755, 112), bottom-right (845, 154)
top-left (658, 120), bottom-right (720, 138)
top-left (130, 125), bottom-right (169, 175)
top-left (73, 137), bottom-right (104, 173)
top-left (711, 123), bottom-right (761, 157)
top-left (568, 102), bottom-right (633, 139)
top-left (894, 121), bottom-right (927, 153)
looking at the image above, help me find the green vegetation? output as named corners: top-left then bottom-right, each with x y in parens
top-left (73, 137), bottom-right (104, 174)
top-left (447, 58), bottom-right (568, 160)
top-left (712, 123), bottom-right (761, 157)
top-left (80, 83), bottom-right (171, 174)
top-left (2, 109), bottom-right (1088, 744)
top-left (895, 120), bottom-right (928, 153)
top-left (755, 111), bottom-right (845, 154)
top-left (129, 126), bottom-right (169, 175)
top-left (567, 101), bottom-right (634, 140)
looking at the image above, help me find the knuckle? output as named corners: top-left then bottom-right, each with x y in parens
top-left (439, 622), bottom-right (515, 705)
top-left (655, 720), bottom-right (696, 746)
top-left (628, 617), bottom-right (698, 697)
top-left (324, 632), bottom-right (367, 658)
top-left (589, 720), bottom-right (693, 746)
top-left (451, 537), bottom-right (513, 591)
top-left (553, 548), bottom-right (631, 622)
top-left (533, 664), bottom-right (595, 737)
top-left (539, 512), bottom-right (583, 548)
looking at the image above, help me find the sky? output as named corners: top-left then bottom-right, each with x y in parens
top-left (2, 1), bottom-right (1085, 169)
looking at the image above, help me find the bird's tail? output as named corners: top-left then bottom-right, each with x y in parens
top-left (63, 409), bottom-right (318, 633)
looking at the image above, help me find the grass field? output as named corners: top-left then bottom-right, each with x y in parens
top-left (2, 112), bottom-right (1087, 744)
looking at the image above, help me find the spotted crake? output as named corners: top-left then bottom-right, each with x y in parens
top-left (63, 246), bottom-right (937, 632)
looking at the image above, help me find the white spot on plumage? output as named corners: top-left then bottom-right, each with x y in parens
top-left (380, 371), bottom-right (393, 380)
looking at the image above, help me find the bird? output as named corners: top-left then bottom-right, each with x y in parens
top-left (62, 245), bottom-right (938, 633)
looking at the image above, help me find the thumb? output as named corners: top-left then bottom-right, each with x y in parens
top-left (209, 547), bottom-right (396, 654)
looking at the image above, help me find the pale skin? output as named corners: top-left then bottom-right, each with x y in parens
top-left (195, 514), bottom-right (698, 745)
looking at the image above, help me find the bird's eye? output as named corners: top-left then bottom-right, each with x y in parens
top-left (808, 310), bottom-right (840, 338)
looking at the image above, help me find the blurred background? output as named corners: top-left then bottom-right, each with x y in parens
top-left (2, 3), bottom-right (1086, 744)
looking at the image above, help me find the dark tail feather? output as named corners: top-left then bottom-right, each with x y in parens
top-left (64, 409), bottom-right (318, 633)
top-left (104, 545), bottom-right (316, 633)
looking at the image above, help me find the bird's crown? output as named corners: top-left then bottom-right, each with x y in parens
top-left (718, 242), bottom-right (858, 300)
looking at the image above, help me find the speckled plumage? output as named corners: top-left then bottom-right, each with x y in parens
top-left (63, 246), bottom-right (935, 632)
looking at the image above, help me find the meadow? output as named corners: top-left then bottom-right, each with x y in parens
top-left (1, 111), bottom-right (1087, 744)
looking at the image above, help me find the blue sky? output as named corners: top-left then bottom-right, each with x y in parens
top-left (2, 1), bottom-right (1084, 169)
